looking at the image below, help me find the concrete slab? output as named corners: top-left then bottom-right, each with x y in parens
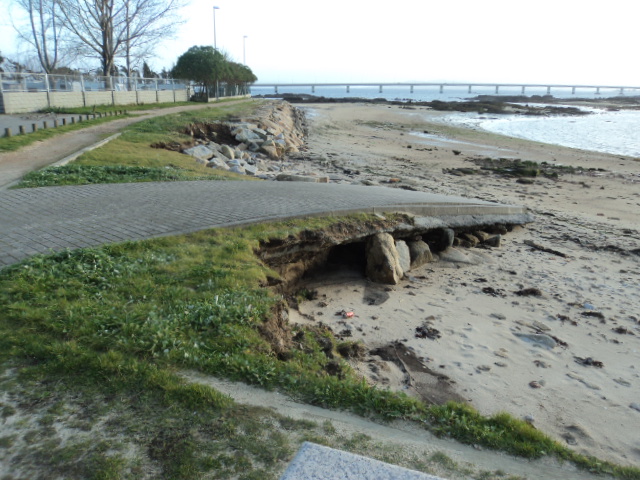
top-left (280, 442), bottom-right (446, 480)
top-left (0, 181), bottom-right (532, 269)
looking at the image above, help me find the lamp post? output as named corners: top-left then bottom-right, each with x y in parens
top-left (213, 5), bottom-right (220, 100)
top-left (213, 6), bottom-right (220, 50)
top-left (243, 35), bottom-right (248, 64)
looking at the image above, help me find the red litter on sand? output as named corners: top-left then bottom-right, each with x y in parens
top-left (343, 311), bottom-right (355, 318)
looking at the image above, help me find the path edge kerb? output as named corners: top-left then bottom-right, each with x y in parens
top-left (51, 133), bottom-right (122, 167)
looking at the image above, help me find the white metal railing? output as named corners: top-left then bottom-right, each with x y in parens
top-left (0, 72), bottom-right (188, 93)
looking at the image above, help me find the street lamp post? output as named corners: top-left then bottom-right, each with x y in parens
top-left (213, 6), bottom-right (220, 50)
top-left (243, 35), bottom-right (248, 65)
top-left (213, 5), bottom-right (220, 100)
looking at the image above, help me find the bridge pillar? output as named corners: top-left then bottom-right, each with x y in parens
top-left (275, 86), bottom-right (278, 94)
top-left (572, 87), bottom-right (576, 94)
top-left (495, 85), bottom-right (499, 94)
top-left (546, 86), bottom-right (551, 94)
top-left (346, 85), bottom-right (350, 93)
top-left (410, 85), bottom-right (414, 94)
top-left (312, 85), bottom-right (315, 93)
top-left (521, 86), bottom-right (525, 94)
top-left (379, 85), bottom-right (383, 93)
top-left (620, 88), bottom-right (625, 94)
top-left (596, 87), bottom-right (600, 95)
top-left (439, 85), bottom-right (443, 94)
top-left (468, 85), bottom-right (472, 93)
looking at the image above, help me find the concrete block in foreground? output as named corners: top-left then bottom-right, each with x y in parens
top-left (280, 442), bottom-right (446, 480)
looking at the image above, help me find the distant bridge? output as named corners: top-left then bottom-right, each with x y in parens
top-left (252, 82), bottom-right (640, 96)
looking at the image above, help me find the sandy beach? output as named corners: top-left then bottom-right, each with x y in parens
top-left (288, 102), bottom-right (640, 467)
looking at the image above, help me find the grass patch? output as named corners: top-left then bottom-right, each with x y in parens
top-left (14, 164), bottom-right (235, 188)
top-left (39, 97), bottom-right (245, 116)
top-left (1, 208), bottom-right (638, 477)
top-left (0, 114), bottom-right (134, 152)
top-left (39, 102), bottom-right (195, 115)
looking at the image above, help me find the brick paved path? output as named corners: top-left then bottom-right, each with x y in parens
top-left (0, 181), bottom-right (528, 268)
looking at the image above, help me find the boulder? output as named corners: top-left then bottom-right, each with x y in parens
top-left (211, 150), bottom-right (231, 162)
top-left (460, 232), bottom-right (479, 246)
top-left (206, 141), bottom-right (222, 152)
top-left (366, 233), bottom-right (403, 284)
top-left (244, 165), bottom-right (258, 176)
top-left (260, 145), bottom-right (281, 159)
top-left (434, 228), bottom-right (455, 251)
top-left (483, 235), bottom-right (502, 248)
top-left (235, 129), bottom-right (261, 143)
top-left (246, 141), bottom-right (261, 152)
top-left (183, 145), bottom-right (214, 161)
top-left (220, 145), bottom-right (235, 160)
top-left (207, 158), bottom-right (229, 170)
top-left (231, 122), bottom-right (258, 133)
top-left (227, 159), bottom-right (245, 168)
top-left (408, 240), bottom-right (434, 268)
top-left (253, 128), bottom-right (269, 140)
top-left (229, 165), bottom-right (246, 175)
top-left (395, 240), bottom-right (411, 273)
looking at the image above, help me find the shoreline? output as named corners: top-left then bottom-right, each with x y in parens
top-left (288, 102), bottom-right (640, 467)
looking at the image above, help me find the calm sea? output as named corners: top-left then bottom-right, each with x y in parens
top-left (251, 85), bottom-right (640, 158)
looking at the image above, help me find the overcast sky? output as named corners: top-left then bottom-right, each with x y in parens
top-left (1, 0), bottom-right (638, 86)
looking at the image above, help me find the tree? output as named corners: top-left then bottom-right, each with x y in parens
top-left (11, 0), bottom-right (64, 73)
top-left (56, 0), bottom-right (183, 78)
top-left (143, 61), bottom-right (156, 78)
top-left (171, 46), bottom-right (228, 98)
top-left (0, 52), bottom-right (4, 72)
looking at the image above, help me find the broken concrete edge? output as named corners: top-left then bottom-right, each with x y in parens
top-left (280, 442), bottom-right (446, 480)
top-left (127, 208), bottom-right (534, 250)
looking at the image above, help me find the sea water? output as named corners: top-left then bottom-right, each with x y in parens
top-left (250, 84), bottom-right (633, 103)
top-left (443, 109), bottom-right (640, 158)
top-left (251, 85), bottom-right (640, 158)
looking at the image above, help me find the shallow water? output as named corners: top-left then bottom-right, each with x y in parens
top-left (439, 109), bottom-right (640, 158)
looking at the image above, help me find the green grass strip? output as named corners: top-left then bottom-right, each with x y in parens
top-left (14, 164), bottom-right (230, 188)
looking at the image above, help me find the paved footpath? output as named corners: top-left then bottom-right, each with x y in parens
top-left (0, 180), bottom-right (529, 268)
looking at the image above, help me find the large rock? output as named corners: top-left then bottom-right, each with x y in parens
top-left (207, 158), bottom-right (230, 170)
top-left (366, 233), bottom-right (403, 284)
top-left (395, 240), bottom-right (411, 273)
top-left (220, 145), bottom-right (235, 160)
top-left (211, 151), bottom-right (231, 162)
top-left (434, 228), bottom-right (455, 251)
top-left (235, 128), bottom-right (261, 143)
top-left (408, 240), bottom-right (434, 268)
top-left (183, 145), bottom-right (214, 161)
top-left (260, 145), bottom-right (281, 159)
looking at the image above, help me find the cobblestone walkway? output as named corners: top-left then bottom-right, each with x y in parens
top-left (0, 181), bottom-right (529, 268)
